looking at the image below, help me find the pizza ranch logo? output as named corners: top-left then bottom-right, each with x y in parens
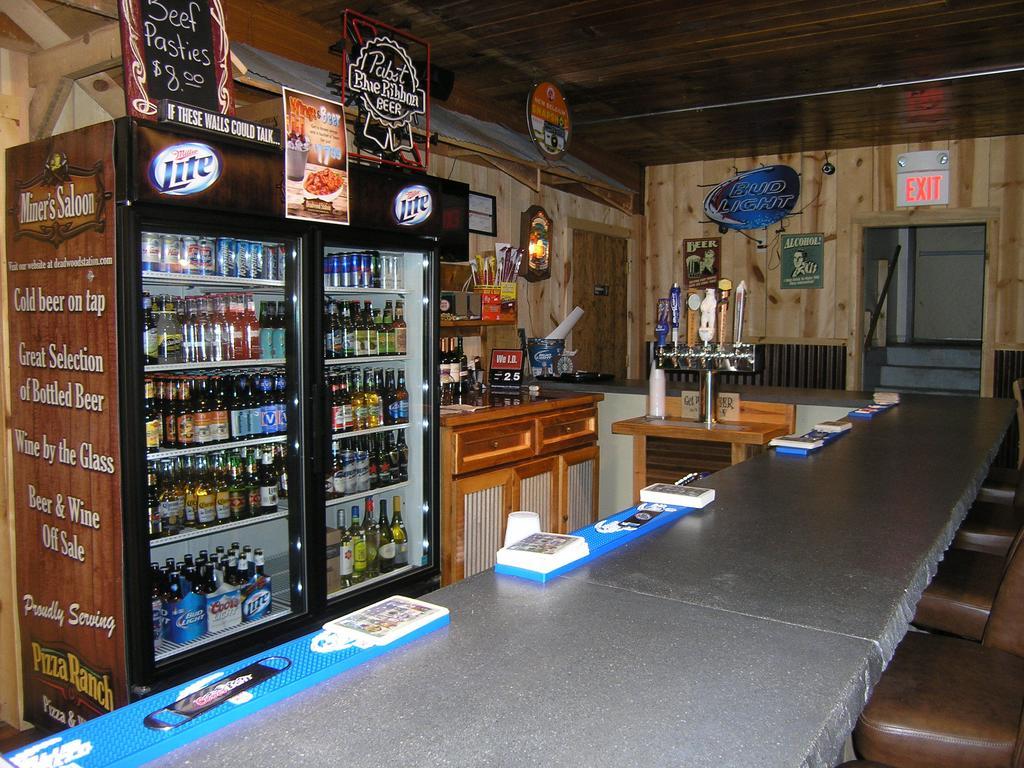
top-left (10, 150), bottom-right (108, 247)
top-left (148, 142), bottom-right (222, 196)
top-left (31, 641), bottom-right (115, 713)
top-left (393, 184), bottom-right (432, 226)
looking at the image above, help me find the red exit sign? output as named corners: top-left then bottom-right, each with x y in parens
top-left (895, 151), bottom-right (950, 207)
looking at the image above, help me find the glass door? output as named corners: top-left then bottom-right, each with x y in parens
top-left (137, 222), bottom-right (306, 665)
top-left (319, 243), bottom-right (433, 598)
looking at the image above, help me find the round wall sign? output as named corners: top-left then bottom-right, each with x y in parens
top-left (527, 81), bottom-right (571, 159)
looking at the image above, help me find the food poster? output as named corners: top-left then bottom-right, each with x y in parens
top-left (283, 87), bottom-right (349, 224)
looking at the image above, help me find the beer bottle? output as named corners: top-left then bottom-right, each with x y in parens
top-left (245, 449), bottom-right (261, 517)
top-left (258, 450), bottom-right (279, 515)
top-left (392, 495), bottom-right (408, 567)
top-left (193, 455), bottom-right (217, 528)
top-left (382, 300), bottom-right (396, 355)
top-left (395, 430), bottom-right (409, 481)
top-left (368, 435), bottom-right (380, 490)
top-left (395, 370), bottom-right (409, 424)
top-left (145, 378), bottom-right (162, 451)
top-left (339, 524), bottom-right (353, 589)
top-left (324, 302), bottom-right (339, 359)
top-left (259, 300), bottom-right (274, 361)
top-left (155, 296), bottom-right (183, 364)
top-left (142, 293), bottom-right (159, 365)
top-left (193, 376), bottom-right (213, 446)
top-left (272, 301), bottom-right (287, 360)
top-left (350, 504), bottom-right (366, 583)
top-left (328, 442), bottom-right (342, 499)
top-left (372, 306), bottom-right (384, 356)
top-left (229, 374), bottom-right (248, 439)
top-left (377, 433), bottom-right (393, 486)
top-left (158, 459), bottom-right (184, 534)
top-left (340, 301), bottom-right (357, 359)
top-left (355, 436), bottom-right (370, 492)
top-left (354, 301), bottom-right (369, 357)
top-left (363, 301), bottom-right (378, 356)
top-left (176, 378), bottom-right (195, 448)
top-left (393, 300), bottom-right (407, 355)
top-left (210, 376), bottom-right (230, 443)
top-left (181, 457), bottom-right (197, 528)
top-left (163, 378), bottom-right (179, 448)
top-left (213, 454), bottom-right (232, 524)
top-left (351, 369), bottom-right (367, 430)
top-left (338, 374), bottom-right (354, 432)
top-left (377, 498), bottom-right (395, 573)
top-left (147, 466), bottom-right (163, 538)
top-left (242, 293), bottom-right (261, 360)
top-left (456, 337), bottom-right (469, 402)
top-left (365, 369), bottom-right (382, 428)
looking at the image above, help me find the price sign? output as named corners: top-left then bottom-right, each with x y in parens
top-left (118, 0), bottom-right (235, 121)
top-left (489, 349), bottom-right (524, 389)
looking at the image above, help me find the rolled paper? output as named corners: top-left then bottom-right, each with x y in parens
top-left (546, 306), bottom-right (585, 340)
top-left (734, 280), bottom-right (747, 344)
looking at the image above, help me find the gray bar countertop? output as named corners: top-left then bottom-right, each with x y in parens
top-left (152, 395), bottom-right (1014, 768)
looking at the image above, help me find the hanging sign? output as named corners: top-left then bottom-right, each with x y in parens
top-left (527, 82), bottom-right (571, 159)
top-left (781, 233), bottom-right (824, 289)
top-left (158, 101), bottom-right (280, 149)
top-left (521, 205), bottom-right (552, 282)
top-left (283, 87), bottom-right (350, 224)
top-left (117, 0), bottom-right (235, 121)
top-left (5, 124), bottom-right (127, 731)
top-left (342, 10), bottom-right (429, 172)
top-left (682, 237), bottom-right (721, 290)
top-left (895, 150), bottom-right (950, 207)
top-left (703, 165), bottom-right (800, 231)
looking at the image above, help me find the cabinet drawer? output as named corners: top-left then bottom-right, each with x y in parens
top-left (454, 418), bottom-right (536, 475)
top-left (537, 407), bottom-right (597, 455)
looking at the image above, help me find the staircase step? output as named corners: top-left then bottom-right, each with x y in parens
top-left (879, 364), bottom-right (979, 391)
top-left (883, 346), bottom-right (981, 367)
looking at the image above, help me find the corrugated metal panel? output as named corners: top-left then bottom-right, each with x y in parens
top-left (566, 459), bottom-right (595, 532)
top-left (519, 471), bottom-right (554, 532)
top-left (463, 486), bottom-right (503, 578)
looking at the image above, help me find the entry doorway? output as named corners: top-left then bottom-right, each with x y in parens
top-left (862, 223), bottom-right (985, 395)
top-left (570, 228), bottom-right (629, 380)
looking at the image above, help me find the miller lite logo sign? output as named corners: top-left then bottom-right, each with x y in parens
top-left (148, 142), bottom-right (222, 196)
top-left (393, 184), bottom-right (432, 226)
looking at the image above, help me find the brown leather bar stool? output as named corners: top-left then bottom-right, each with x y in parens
top-left (978, 377), bottom-right (1023, 504)
top-left (955, 472), bottom-right (1024, 557)
top-left (853, 539), bottom-right (1024, 768)
top-left (914, 525), bottom-right (1024, 641)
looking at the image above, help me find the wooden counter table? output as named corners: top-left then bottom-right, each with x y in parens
top-left (612, 398), bottom-right (794, 500)
top-left (440, 390), bottom-right (604, 585)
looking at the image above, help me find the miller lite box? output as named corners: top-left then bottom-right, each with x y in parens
top-left (240, 574), bottom-right (272, 623)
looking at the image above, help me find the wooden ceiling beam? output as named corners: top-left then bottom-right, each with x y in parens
top-left (48, 0), bottom-right (119, 20)
top-left (29, 75), bottom-right (73, 139)
top-left (28, 22), bottom-right (120, 85)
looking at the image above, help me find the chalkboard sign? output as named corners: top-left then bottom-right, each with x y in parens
top-left (118, 0), bottom-right (235, 121)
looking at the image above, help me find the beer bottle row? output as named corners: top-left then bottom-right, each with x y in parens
top-left (146, 370), bottom-right (287, 451)
top-left (142, 232), bottom-right (287, 281)
top-left (440, 336), bottom-right (479, 405)
top-left (143, 292), bottom-right (285, 366)
top-left (148, 445), bottom-right (286, 539)
top-left (324, 299), bottom-right (407, 358)
top-left (328, 368), bottom-right (409, 432)
top-left (332, 496), bottom-right (409, 589)
top-left (327, 432), bottom-right (408, 499)
top-left (322, 250), bottom-right (404, 290)
top-left (152, 543), bottom-right (273, 648)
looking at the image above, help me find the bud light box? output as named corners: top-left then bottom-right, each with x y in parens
top-left (2, 599), bottom-right (449, 768)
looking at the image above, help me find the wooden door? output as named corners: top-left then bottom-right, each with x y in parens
top-left (571, 230), bottom-right (628, 379)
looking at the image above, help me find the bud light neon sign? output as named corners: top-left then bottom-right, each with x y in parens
top-left (148, 142), bottom-right (222, 196)
top-left (393, 184), bottom-right (433, 226)
top-left (703, 165), bottom-right (800, 231)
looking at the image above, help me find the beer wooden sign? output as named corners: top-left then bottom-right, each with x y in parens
top-left (5, 123), bottom-right (127, 730)
top-left (118, 0), bottom-right (235, 121)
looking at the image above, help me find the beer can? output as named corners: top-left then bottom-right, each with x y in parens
top-left (370, 251), bottom-right (382, 289)
top-left (215, 238), bottom-right (236, 277)
top-left (330, 253), bottom-right (342, 287)
top-left (141, 233), bottom-right (163, 272)
top-left (250, 241), bottom-right (264, 280)
top-left (359, 252), bottom-right (372, 288)
top-left (262, 243), bottom-right (277, 282)
top-left (160, 234), bottom-right (182, 273)
top-left (197, 237), bottom-right (214, 275)
top-left (236, 240), bottom-right (252, 279)
top-left (340, 254), bottom-right (352, 287)
top-left (181, 236), bottom-right (201, 275)
top-left (275, 244), bottom-right (287, 282)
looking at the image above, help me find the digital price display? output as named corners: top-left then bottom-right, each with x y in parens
top-left (489, 348), bottom-right (524, 389)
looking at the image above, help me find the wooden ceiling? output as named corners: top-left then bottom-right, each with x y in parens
top-left (279, 0), bottom-right (1024, 167)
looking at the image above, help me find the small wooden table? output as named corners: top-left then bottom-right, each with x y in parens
top-left (612, 400), bottom-right (793, 501)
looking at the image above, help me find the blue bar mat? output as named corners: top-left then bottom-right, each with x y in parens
top-left (495, 502), bottom-right (697, 583)
top-left (2, 614), bottom-right (448, 768)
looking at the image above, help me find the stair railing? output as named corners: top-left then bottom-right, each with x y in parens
top-left (864, 244), bottom-right (902, 352)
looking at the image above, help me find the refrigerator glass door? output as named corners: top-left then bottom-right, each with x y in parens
top-left (320, 245), bottom-right (432, 597)
top-left (138, 224), bottom-right (306, 664)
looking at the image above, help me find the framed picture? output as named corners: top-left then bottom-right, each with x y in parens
top-left (468, 191), bottom-right (497, 236)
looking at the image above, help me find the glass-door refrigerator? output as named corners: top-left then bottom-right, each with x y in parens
top-left (311, 166), bottom-right (445, 609)
top-left (117, 121), bottom-right (310, 695)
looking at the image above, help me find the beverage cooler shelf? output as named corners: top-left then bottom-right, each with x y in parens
top-left (148, 434), bottom-right (287, 460)
top-left (324, 355), bottom-right (408, 367)
top-left (145, 358), bottom-right (286, 373)
top-left (142, 272), bottom-right (285, 291)
top-left (155, 589), bottom-right (292, 663)
top-left (150, 509), bottom-right (289, 547)
top-left (325, 481), bottom-right (408, 510)
top-left (324, 286), bottom-right (408, 296)
top-left (331, 423), bottom-right (408, 440)
top-left (326, 564), bottom-right (414, 601)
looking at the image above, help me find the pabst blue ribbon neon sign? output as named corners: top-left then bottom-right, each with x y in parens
top-left (393, 184), bottom-right (432, 226)
top-left (703, 165), bottom-right (800, 231)
top-left (148, 142), bottom-right (222, 196)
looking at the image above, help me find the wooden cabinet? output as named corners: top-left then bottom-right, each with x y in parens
top-left (441, 394), bottom-right (603, 585)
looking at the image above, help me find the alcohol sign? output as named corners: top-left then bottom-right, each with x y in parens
top-left (896, 150), bottom-right (950, 207)
top-left (780, 233), bottom-right (824, 289)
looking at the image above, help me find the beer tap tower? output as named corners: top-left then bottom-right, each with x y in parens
top-left (656, 279), bottom-right (762, 427)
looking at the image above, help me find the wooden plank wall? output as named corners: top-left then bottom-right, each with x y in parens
top-left (429, 153), bottom-right (635, 344)
top-left (644, 135), bottom-right (1024, 365)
